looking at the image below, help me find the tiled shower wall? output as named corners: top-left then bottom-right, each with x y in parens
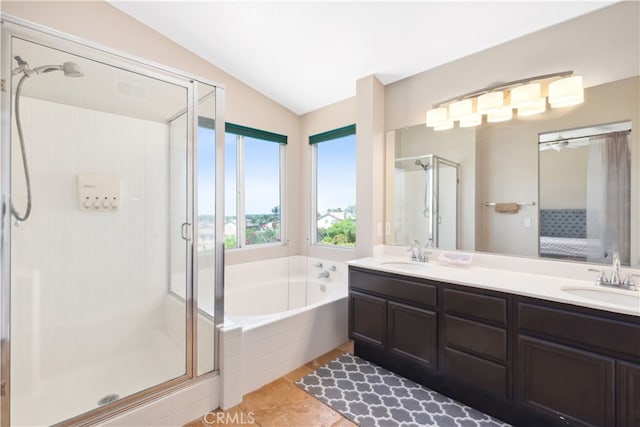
top-left (10, 96), bottom-right (173, 382)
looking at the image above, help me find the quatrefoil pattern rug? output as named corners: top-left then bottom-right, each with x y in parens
top-left (295, 353), bottom-right (511, 427)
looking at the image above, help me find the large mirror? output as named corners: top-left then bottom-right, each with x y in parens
top-left (539, 122), bottom-right (631, 266)
top-left (385, 76), bottom-right (639, 267)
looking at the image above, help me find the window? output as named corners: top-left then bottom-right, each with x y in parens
top-left (310, 125), bottom-right (356, 247)
top-left (225, 123), bottom-right (286, 249)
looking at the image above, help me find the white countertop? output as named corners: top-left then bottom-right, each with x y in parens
top-left (347, 255), bottom-right (640, 317)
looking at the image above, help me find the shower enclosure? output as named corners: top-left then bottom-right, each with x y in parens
top-left (393, 155), bottom-right (460, 249)
top-left (0, 17), bottom-right (224, 426)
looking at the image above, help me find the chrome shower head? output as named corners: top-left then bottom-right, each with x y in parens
top-left (61, 62), bottom-right (84, 78)
top-left (415, 159), bottom-right (429, 170)
top-left (33, 62), bottom-right (84, 78)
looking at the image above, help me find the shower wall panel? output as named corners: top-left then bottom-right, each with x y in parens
top-left (10, 96), bottom-right (171, 384)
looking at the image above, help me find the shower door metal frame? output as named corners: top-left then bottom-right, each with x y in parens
top-left (431, 155), bottom-right (460, 249)
top-left (0, 15), bottom-right (226, 427)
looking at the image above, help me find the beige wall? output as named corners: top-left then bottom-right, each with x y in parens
top-left (539, 146), bottom-right (589, 209)
top-left (1, 0), bottom-right (302, 264)
top-left (476, 77), bottom-right (639, 260)
top-left (384, 1), bottom-right (639, 131)
top-left (381, 2), bottom-right (639, 264)
top-left (355, 75), bottom-right (386, 258)
top-left (299, 97), bottom-right (357, 261)
top-left (3, 1), bottom-right (639, 265)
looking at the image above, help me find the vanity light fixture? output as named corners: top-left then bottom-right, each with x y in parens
top-left (425, 71), bottom-right (583, 130)
top-left (510, 83), bottom-right (543, 108)
top-left (433, 120), bottom-right (454, 131)
top-left (459, 114), bottom-right (482, 128)
top-left (548, 75), bottom-right (584, 108)
top-left (517, 97), bottom-right (547, 117)
top-left (486, 105), bottom-right (513, 123)
top-left (476, 91), bottom-right (504, 114)
top-left (425, 107), bottom-right (448, 127)
top-left (448, 99), bottom-right (473, 121)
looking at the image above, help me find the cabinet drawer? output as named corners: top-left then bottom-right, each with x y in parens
top-left (445, 315), bottom-right (507, 362)
top-left (349, 268), bottom-right (436, 307)
top-left (518, 303), bottom-right (640, 359)
top-left (445, 347), bottom-right (508, 399)
top-left (444, 288), bottom-right (507, 325)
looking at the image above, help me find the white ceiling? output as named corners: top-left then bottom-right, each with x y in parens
top-left (109, 1), bottom-right (614, 115)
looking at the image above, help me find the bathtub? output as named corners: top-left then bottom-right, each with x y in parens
top-left (220, 255), bottom-right (349, 405)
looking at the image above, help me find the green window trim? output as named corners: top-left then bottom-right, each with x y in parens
top-left (197, 117), bottom-right (287, 144)
top-left (226, 122), bottom-right (287, 144)
top-left (309, 124), bottom-right (356, 145)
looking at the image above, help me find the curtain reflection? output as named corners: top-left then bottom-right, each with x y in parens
top-left (586, 131), bottom-right (631, 265)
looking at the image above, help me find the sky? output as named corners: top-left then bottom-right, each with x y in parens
top-left (316, 134), bottom-right (356, 215)
top-left (197, 129), bottom-right (356, 218)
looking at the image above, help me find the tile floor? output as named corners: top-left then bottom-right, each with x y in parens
top-left (185, 341), bottom-right (356, 427)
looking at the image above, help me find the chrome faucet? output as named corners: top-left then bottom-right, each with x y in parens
top-left (408, 240), bottom-right (427, 262)
top-left (318, 270), bottom-right (330, 279)
top-left (588, 252), bottom-right (638, 291)
top-left (611, 252), bottom-right (621, 285)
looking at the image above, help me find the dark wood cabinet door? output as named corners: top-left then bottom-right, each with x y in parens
top-left (617, 361), bottom-right (640, 427)
top-left (517, 336), bottom-right (615, 427)
top-left (388, 301), bottom-right (437, 369)
top-left (349, 291), bottom-right (386, 349)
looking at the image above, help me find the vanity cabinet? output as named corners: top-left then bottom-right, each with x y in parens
top-left (348, 265), bottom-right (640, 426)
top-left (349, 267), bottom-right (438, 384)
top-left (349, 291), bottom-right (386, 349)
top-left (516, 336), bottom-right (615, 426)
top-left (617, 361), bottom-right (640, 427)
top-left (515, 299), bottom-right (640, 427)
top-left (443, 288), bottom-right (510, 401)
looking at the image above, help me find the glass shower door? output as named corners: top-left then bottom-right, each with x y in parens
top-left (434, 157), bottom-right (459, 250)
top-left (6, 37), bottom-right (191, 426)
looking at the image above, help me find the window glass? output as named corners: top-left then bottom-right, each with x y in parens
top-left (225, 125), bottom-right (285, 248)
top-left (244, 137), bottom-right (281, 245)
top-left (314, 130), bottom-right (356, 247)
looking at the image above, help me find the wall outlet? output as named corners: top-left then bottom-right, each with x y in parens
top-left (523, 218), bottom-right (532, 228)
top-left (376, 222), bottom-right (383, 236)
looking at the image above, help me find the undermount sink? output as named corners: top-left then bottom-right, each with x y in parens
top-left (562, 286), bottom-right (640, 308)
top-left (379, 261), bottom-right (429, 271)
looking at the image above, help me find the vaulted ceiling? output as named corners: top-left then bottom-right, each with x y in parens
top-left (109, 1), bottom-right (614, 115)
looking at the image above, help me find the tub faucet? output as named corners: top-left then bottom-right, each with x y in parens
top-left (318, 270), bottom-right (330, 279)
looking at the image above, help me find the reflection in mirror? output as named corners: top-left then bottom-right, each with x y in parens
top-left (393, 155), bottom-right (459, 249)
top-left (539, 122), bottom-right (632, 266)
top-left (386, 76), bottom-right (639, 267)
top-left (385, 126), bottom-right (475, 251)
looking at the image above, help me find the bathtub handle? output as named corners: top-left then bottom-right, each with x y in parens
top-left (313, 262), bottom-right (323, 268)
top-left (329, 265), bottom-right (337, 272)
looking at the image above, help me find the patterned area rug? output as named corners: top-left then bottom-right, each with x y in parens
top-left (295, 353), bottom-right (511, 427)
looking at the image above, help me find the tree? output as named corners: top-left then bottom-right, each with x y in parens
top-left (345, 205), bottom-right (356, 218)
top-left (321, 218), bottom-right (356, 246)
